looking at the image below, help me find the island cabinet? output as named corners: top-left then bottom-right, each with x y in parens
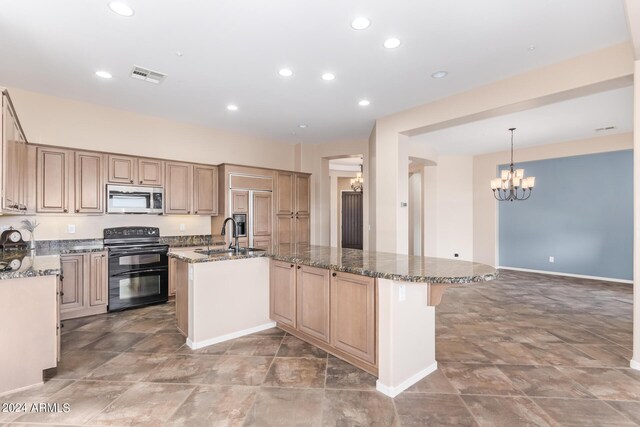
top-left (59, 251), bottom-right (108, 320)
top-left (274, 171), bottom-right (311, 247)
top-left (270, 259), bottom-right (377, 374)
top-left (173, 259), bottom-right (189, 336)
top-left (107, 155), bottom-right (164, 186)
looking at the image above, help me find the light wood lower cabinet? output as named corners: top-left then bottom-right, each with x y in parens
top-left (174, 259), bottom-right (189, 336)
top-left (60, 251), bottom-right (108, 320)
top-left (330, 271), bottom-right (376, 365)
top-left (270, 261), bottom-right (377, 373)
top-left (296, 265), bottom-right (330, 343)
top-left (270, 260), bottom-right (296, 327)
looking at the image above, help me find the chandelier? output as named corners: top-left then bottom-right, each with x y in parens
top-left (490, 128), bottom-right (535, 201)
top-left (351, 162), bottom-right (363, 192)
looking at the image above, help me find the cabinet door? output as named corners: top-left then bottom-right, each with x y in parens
top-left (193, 165), bottom-right (218, 215)
top-left (295, 174), bottom-right (310, 215)
top-left (330, 272), bottom-right (376, 364)
top-left (169, 257), bottom-right (178, 297)
top-left (275, 214), bottom-right (294, 246)
top-left (37, 147), bottom-right (71, 213)
top-left (253, 192), bottom-right (272, 236)
top-left (60, 254), bottom-right (85, 319)
top-left (276, 171), bottom-right (294, 214)
top-left (89, 252), bottom-right (108, 307)
top-left (75, 151), bottom-right (104, 213)
top-left (296, 215), bottom-right (310, 247)
top-left (253, 236), bottom-right (272, 250)
top-left (297, 265), bottom-right (330, 343)
top-left (232, 190), bottom-right (249, 213)
top-left (2, 98), bottom-right (19, 212)
top-left (175, 260), bottom-right (189, 336)
top-left (108, 155), bottom-right (136, 184)
top-left (270, 260), bottom-right (296, 327)
top-left (165, 162), bottom-right (192, 214)
top-left (138, 158), bottom-right (163, 186)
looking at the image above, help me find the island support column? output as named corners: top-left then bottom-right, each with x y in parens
top-left (376, 278), bottom-right (438, 397)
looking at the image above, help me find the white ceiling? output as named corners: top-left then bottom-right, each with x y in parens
top-left (409, 86), bottom-right (633, 156)
top-left (0, 0), bottom-right (630, 144)
top-left (329, 157), bottom-right (363, 171)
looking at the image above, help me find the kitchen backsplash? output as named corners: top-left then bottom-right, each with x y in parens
top-left (33, 234), bottom-right (226, 250)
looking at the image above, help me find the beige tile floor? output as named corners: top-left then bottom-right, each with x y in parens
top-left (1, 270), bottom-right (639, 426)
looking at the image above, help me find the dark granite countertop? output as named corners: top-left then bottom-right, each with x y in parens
top-left (168, 245), bottom-right (497, 284)
top-left (35, 245), bottom-right (106, 256)
top-left (0, 251), bottom-right (61, 280)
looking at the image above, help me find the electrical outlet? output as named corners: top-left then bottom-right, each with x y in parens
top-left (67, 224), bottom-right (76, 234)
top-left (399, 284), bottom-right (406, 302)
top-left (549, 256), bottom-right (555, 263)
top-left (179, 224), bottom-right (186, 231)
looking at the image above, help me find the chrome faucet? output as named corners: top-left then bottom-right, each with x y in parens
top-left (220, 217), bottom-right (240, 253)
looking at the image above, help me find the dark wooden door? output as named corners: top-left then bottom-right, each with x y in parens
top-left (341, 192), bottom-right (363, 249)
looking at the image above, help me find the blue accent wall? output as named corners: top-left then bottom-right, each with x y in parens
top-left (498, 150), bottom-right (633, 281)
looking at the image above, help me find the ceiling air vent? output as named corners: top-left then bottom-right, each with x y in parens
top-left (130, 66), bottom-right (166, 84)
top-left (595, 126), bottom-right (616, 132)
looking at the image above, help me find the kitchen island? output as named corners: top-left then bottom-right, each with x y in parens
top-left (0, 252), bottom-right (61, 395)
top-left (168, 245), bottom-right (497, 397)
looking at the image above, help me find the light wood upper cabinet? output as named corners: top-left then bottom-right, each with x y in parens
top-left (276, 171), bottom-right (294, 214)
top-left (89, 252), bottom-right (108, 307)
top-left (165, 161), bottom-right (192, 214)
top-left (275, 215), bottom-right (294, 246)
top-left (295, 174), bottom-right (310, 215)
top-left (270, 260), bottom-right (296, 327)
top-left (107, 154), bottom-right (136, 184)
top-left (2, 91), bottom-right (30, 214)
top-left (297, 265), bottom-right (330, 343)
top-left (331, 271), bottom-right (376, 365)
top-left (232, 190), bottom-right (249, 213)
top-left (253, 192), bottom-right (272, 236)
top-left (74, 151), bottom-right (104, 213)
top-left (138, 158), bottom-right (163, 186)
top-left (37, 147), bottom-right (72, 213)
top-left (296, 215), bottom-right (311, 247)
top-left (193, 165), bottom-right (218, 215)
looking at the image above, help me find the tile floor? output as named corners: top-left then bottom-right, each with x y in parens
top-left (1, 270), bottom-right (638, 426)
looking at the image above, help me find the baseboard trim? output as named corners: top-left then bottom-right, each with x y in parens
top-left (376, 362), bottom-right (438, 398)
top-left (187, 322), bottom-right (277, 349)
top-left (630, 359), bottom-right (640, 370)
top-left (0, 381), bottom-right (44, 397)
top-left (497, 266), bottom-right (632, 284)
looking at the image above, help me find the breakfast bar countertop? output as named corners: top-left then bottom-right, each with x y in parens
top-left (0, 252), bottom-right (61, 280)
top-left (168, 245), bottom-right (498, 284)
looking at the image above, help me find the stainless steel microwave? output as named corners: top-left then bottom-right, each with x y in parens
top-left (106, 185), bottom-right (164, 214)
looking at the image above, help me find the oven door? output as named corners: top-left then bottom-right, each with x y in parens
top-left (109, 268), bottom-right (168, 312)
top-left (108, 246), bottom-right (168, 276)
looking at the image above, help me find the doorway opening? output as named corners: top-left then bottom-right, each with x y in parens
top-left (341, 191), bottom-right (363, 249)
top-left (329, 156), bottom-right (364, 249)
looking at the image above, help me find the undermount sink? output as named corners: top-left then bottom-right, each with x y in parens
top-left (194, 247), bottom-right (266, 256)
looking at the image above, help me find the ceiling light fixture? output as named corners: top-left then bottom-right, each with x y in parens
top-left (431, 71), bottom-right (448, 79)
top-left (175, 51), bottom-right (183, 57)
top-left (298, 124), bottom-right (308, 129)
top-left (226, 104), bottom-right (238, 111)
top-left (321, 73), bottom-right (335, 81)
top-left (383, 38), bottom-right (401, 49)
top-left (279, 68), bottom-right (293, 77)
top-left (358, 99), bottom-right (370, 106)
top-left (528, 45), bottom-right (536, 51)
top-left (351, 160), bottom-right (364, 192)
top-left (108, 2), bottom-right (134, 17)
top-left (490, 128), bottom-right (535, 201)
top-left (95, 70), bottom-right (113, 79)
top-left (351, 17), bottom-right (371, 30)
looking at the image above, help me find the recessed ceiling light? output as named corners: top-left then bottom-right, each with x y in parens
top-left (351, 17), bottom-right (371, 30)
top-left (383, 38), bottom-right (401, 49)
top-left (279, 68), bottom-right (293, 77)
top-left (108, 2), bottom-right (134, 17)
top-left (175, 51), bottom-right (183, 57)
top-left (226, 104), bottom-right (238, 111)
top-left (321, 73), bottom-right (335, 81)
top-left (431, 71), bottom-right (448, 79)
top-left (528, 45), bottom-right (536, 51)
top-left (358, 99), bottom-right (370, 107)
top-left (95, 70), bottom-right (112, 79)
top-left (298, 124), bottom-right (308, 129)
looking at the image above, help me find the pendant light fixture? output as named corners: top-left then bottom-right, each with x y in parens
top-left (490, 128), bottom-right (535, 201)
top-left (351, 160), bottom-right (363, 192)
